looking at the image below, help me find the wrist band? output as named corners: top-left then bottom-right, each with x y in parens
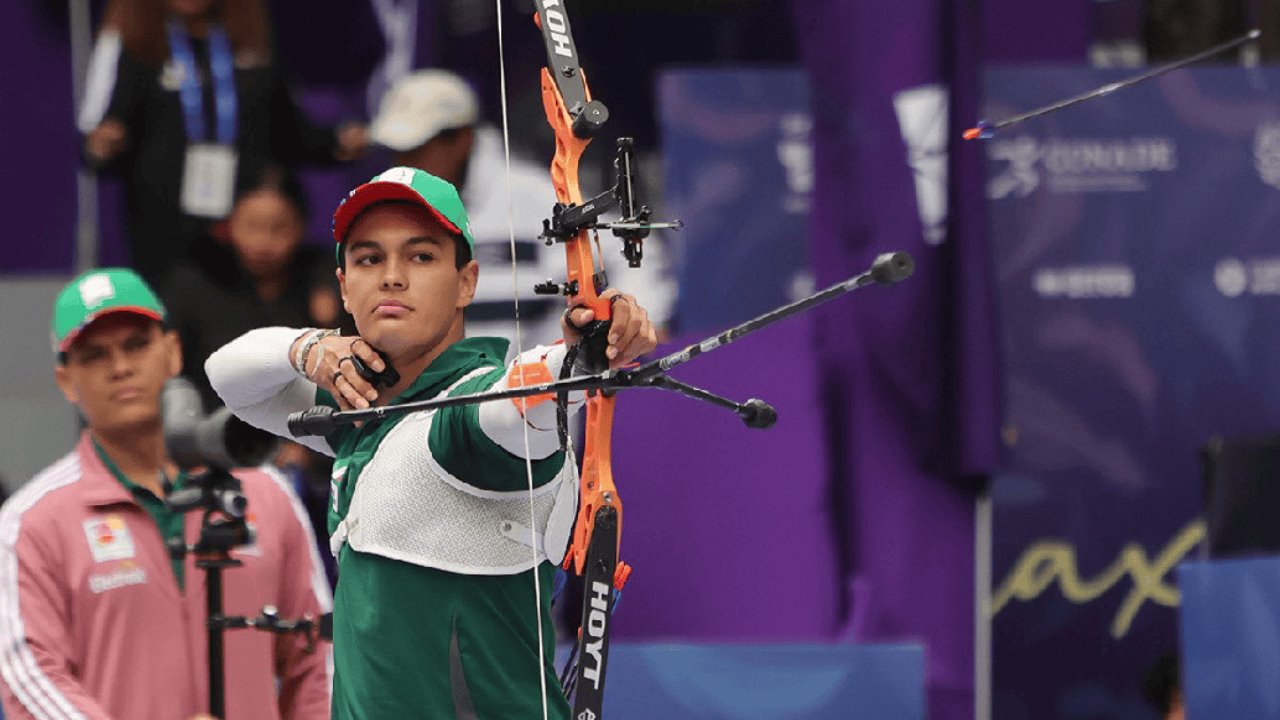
top-left (301, 329), bottom-right (339, 376)
top-left (292, 330), bottom-right (319, 374)
top-left (294, 329), bottom-right (337, 376)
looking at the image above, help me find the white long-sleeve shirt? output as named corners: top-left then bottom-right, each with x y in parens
top-left (203, 327), bottom-right (583, 460)
top-left (205, 329), bottom-right (584, 571)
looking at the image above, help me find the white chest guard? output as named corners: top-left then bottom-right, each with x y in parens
top-left (333, 369), bottom-right (579, 575)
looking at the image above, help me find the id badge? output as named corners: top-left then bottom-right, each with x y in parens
top-left (181, 143), bottom-right (237, 218)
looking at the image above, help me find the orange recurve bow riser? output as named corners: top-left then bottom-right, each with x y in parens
top-left (538, 65), bottom-right (623, 577)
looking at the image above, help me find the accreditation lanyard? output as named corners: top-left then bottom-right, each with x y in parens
top-left (167, 21), bottom-right (237, 145)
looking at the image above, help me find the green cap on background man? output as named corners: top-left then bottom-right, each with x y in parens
top-left (331, 166), bottom-right (475, 259)
top-left (52, 268), bottom-right (166, 353)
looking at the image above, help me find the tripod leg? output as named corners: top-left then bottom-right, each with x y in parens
top-left (207, 566), bottom-right (225, 719)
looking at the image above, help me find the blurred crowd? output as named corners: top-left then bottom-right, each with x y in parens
top-left (0, 2), bottom-right (792, 717)
top-left (72, 0), bottom-right (695, 579)
top-left (79, 0), bottom-right (377, 579)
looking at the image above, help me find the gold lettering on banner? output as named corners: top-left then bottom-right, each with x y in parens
top-left (990, 520), bottom-right (1205, 638)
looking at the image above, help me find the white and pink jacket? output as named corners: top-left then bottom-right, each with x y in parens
top-left (0, 433), bottom-right (332, 720)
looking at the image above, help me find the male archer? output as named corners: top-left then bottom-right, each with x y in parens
top-left (206, 166), bottom-right (658, 719)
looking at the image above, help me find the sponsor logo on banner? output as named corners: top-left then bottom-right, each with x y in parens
top-left (775, 112), bottom-right (817, 299)
top-left (1215, 256), bottom-right (1280, 296)
top-left (88, 564), bottom-right (148, 594)
top-left (1214, 258), bottom-right (1249, 297)
top-left (1253, 121), bottom-right (1280, 190)
top-left (993, 520), bottom-right (1204, 639)
top-left (1032, 265), bottom-right (1135, 299)
top-left (988, 136), bottom-right (1040, 199)
top-left (893, 84), bottom-right (950, 245)
top-left (776, 112), bottom-right (813, 215)
top-left (988, 136), bottom-right (1178, 198)
top-left (83, 515), bottom-right (136, 563)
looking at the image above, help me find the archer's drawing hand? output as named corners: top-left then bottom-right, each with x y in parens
top-left (307, 335), bottom-right (386, 411)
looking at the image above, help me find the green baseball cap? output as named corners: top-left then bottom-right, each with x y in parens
top-left (331, 167), bottom-right (475, 260)
top-left (52, 268), bottom-right (166, 353)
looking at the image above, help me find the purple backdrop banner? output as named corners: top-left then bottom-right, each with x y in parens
top-left (982, 0), bottom-right (1090, 63)
top-left (613, 319), bottom-right (839, 642)
top-left (614, 68), bottom-right (836, 642)
top-left (1, 3), bottom-right (78, 274)
top-left (795, 2), bottom-right (995, 719)
top-left (658, 69), bottom-right (812, 335)
top-left (986, 67), bottom-right (1280, 719)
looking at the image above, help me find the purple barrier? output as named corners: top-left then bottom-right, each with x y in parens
top-left (1, 3), bottom-right (78, 274)
top-left (612, 316), bottom-right (841, 641)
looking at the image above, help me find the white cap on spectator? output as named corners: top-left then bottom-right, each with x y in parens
top-left (370, 70), bottom-right (480, 152)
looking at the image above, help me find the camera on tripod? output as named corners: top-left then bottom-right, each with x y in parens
top-left (161, 377), bottom-right (330, 717)
top-left (161, 377), bottom-right (277, 553)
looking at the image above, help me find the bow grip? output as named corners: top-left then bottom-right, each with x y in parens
top-left (568, 296), bottom-right (614, 375)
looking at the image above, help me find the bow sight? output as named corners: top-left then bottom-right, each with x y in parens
top-left (535, 137), bottom-right (683, 289)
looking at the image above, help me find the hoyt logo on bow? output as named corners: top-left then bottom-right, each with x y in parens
top-left (538, 0), bottom-right (573, 59)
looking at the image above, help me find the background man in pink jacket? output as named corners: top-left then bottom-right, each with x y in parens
top-left (0, 268), bottom-right (332, 720)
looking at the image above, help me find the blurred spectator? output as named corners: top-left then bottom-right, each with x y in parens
top-left (161, 162), bottom-right (339, 411)
top-left (1143, 0), bottom-right (1248, 62)
top-left (368, 68), bottom-right (673, 356)
top-left (79, 0), bottom-right (368, 285)
top-left (0, 268), bottom-right (330, 720)
top-left (161, 162), bottom-right (340, 581)
top-left (1142, 651), bottom-right (1185, 720)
